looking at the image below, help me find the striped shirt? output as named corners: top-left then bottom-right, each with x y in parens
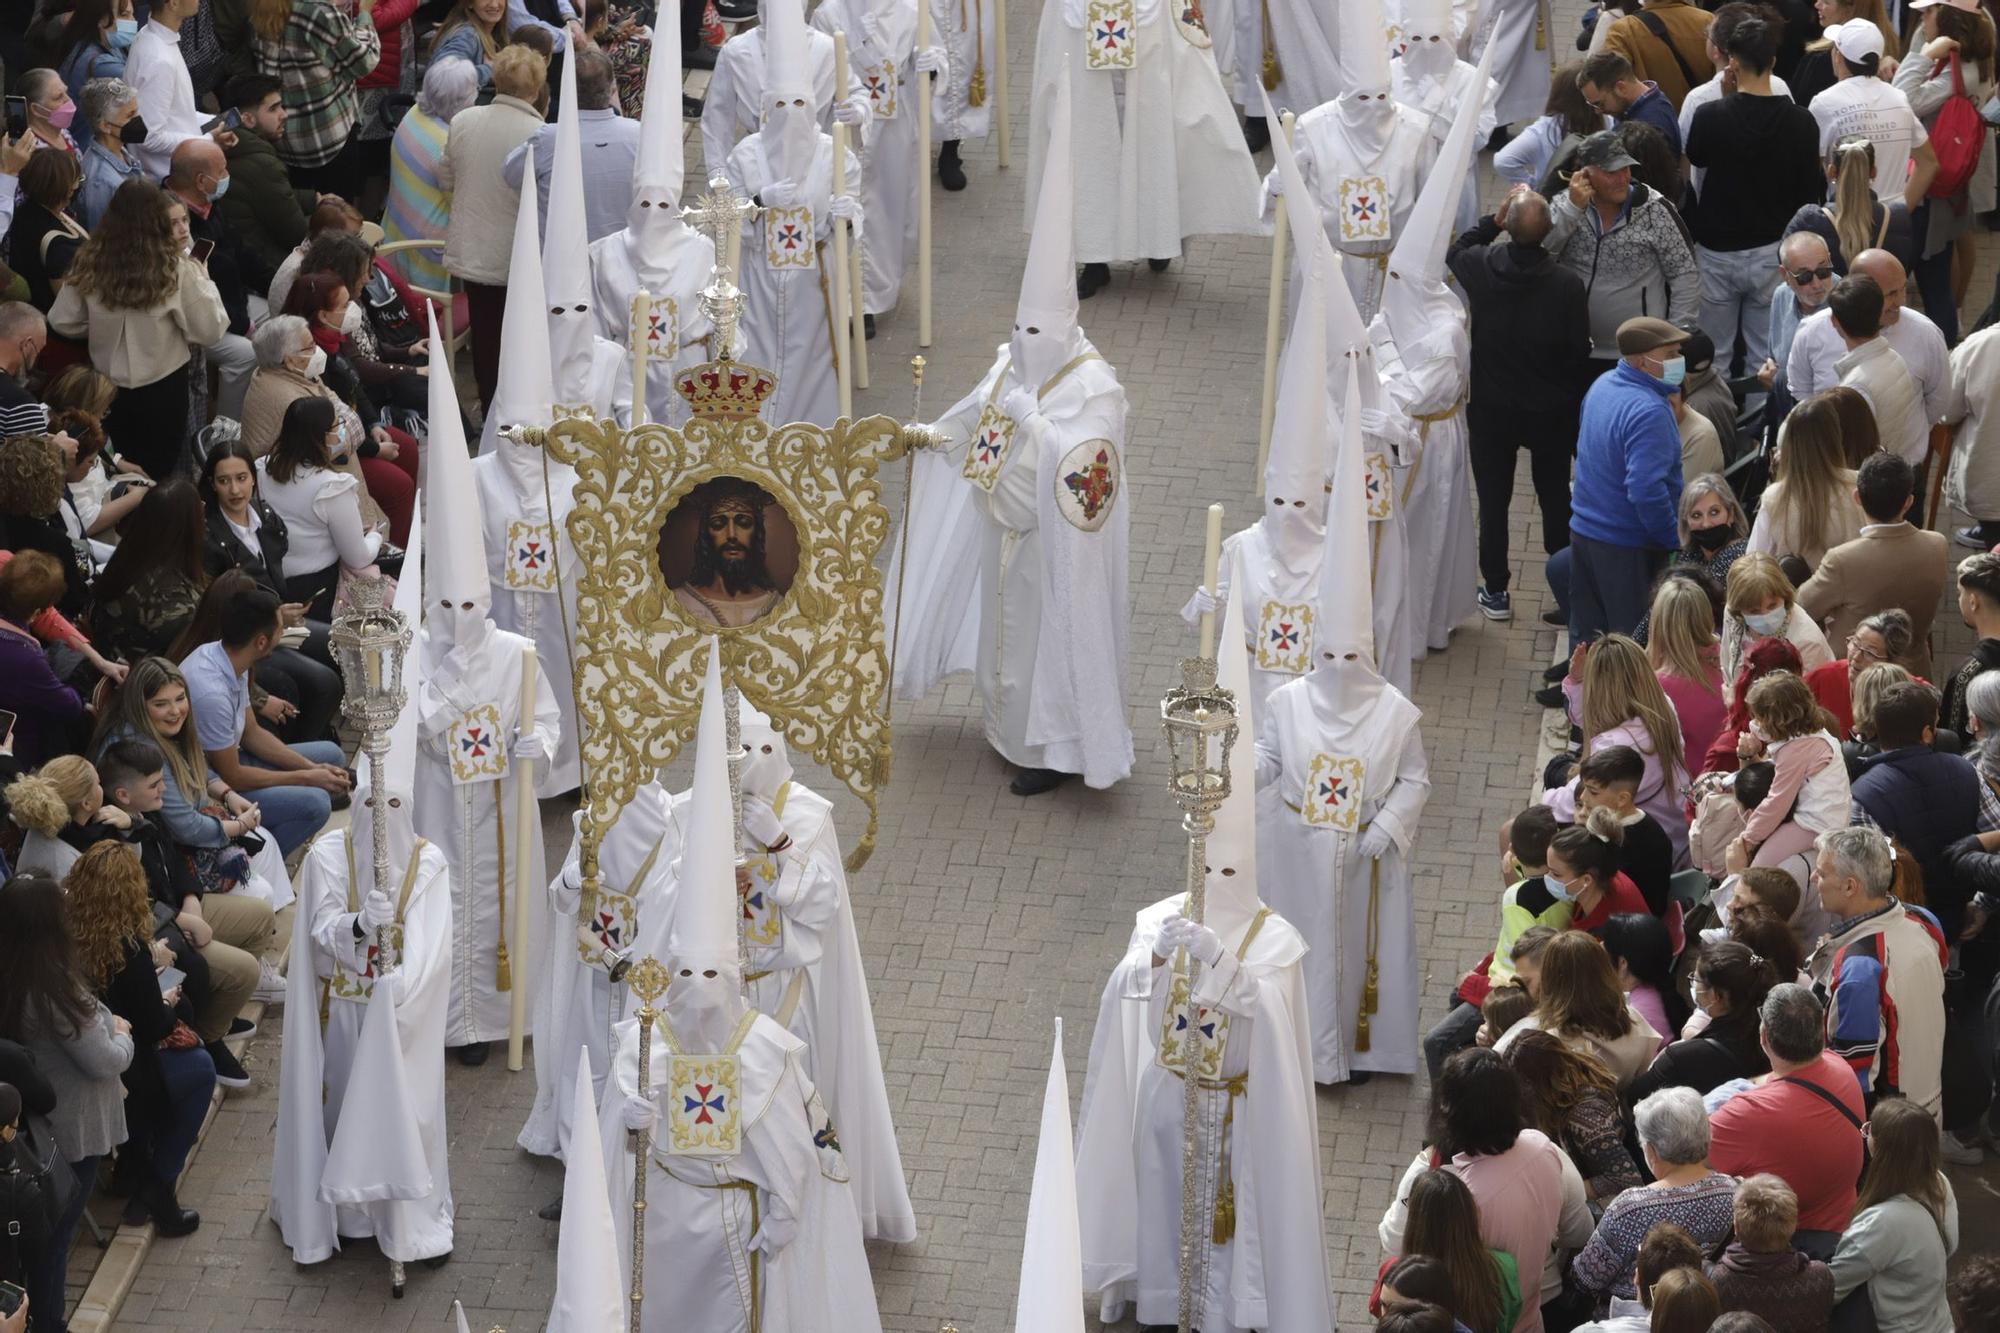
top-left (382, 105), bottom-right (452, 292)
top-left (253, 0), bottom-right (382, 170)
top-left (0, 374), bottom-right (49, 436)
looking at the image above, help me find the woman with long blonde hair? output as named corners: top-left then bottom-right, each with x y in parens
top-left (3, 753), bottom-right (124, 881)
top-left (1647, 573), bottom-right (1727, 764)
top-left (1556, 633), bottom-right (1692, 862)
top-left (1785, 136), bottom-right (1918, 274)
top-left (1750, 394), bottom-right (1866, 571)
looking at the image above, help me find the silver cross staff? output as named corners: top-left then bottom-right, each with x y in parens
top-left (680, 176), bottom-right (760, 360)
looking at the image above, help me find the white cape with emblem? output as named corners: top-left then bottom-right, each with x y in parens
top-left (812, 0), bottom-right (918, 314)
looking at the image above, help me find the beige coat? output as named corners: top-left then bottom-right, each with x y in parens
top-left (439, 93), bottom-right (543, 286)
top-left (239, 366), bottom-right (385, 530)
top-left (1797, 521), bottom-right (1951, 681)
top-left (1944, 326), bottom-right (2000, 524)
top-left (47, 255), bottom-right (226, 387)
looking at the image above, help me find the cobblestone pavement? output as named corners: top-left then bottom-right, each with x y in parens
top-left (110, 4), bottom-right (2000, 1329)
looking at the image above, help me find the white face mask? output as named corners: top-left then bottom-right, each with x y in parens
top-left (302, 346), bottom-right (327, 380)
top-left (1744, 607), bottom-right (1789, 636)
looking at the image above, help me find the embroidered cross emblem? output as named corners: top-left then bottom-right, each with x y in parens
top-left (1269, 620), bottom-right (1301, 651)
top-left (1348, 193), bottom-right (1379, 225)
top-left (1172, 1006), bottom-right (1218, 1042)
top-left (596, 910), bottom-right (622, 947)
top-left (1366, 469), bottom-right (1386, 505)
top-left (362, 940), bottom-right (379, 979)
top-left (776, 221), bottom-right (806, 252)
top-left (683, 1082), bottom-right (727, 1125)
top-left (1062, 447), bottom-right (1116, 521)
top-left (743, 888), bottom-right (767, 921)
top-left (1317, 771), bottom-right (1350, 809)
top-left (865, 73), bottom-right (888, 101)
top-left (1093, 15), bottom-right (1129, 48)
top-left (975, 424), bottom-right (1006, 464)
top-left (646, 312), bottom-right (668, 345)
top-left (515, 538), bottom-right (548, 571)
top-left (460, 726), bottom-right (494, 760)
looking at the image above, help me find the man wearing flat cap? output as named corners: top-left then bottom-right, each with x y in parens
top-left (1565, 315), bottom-right (1690, 646)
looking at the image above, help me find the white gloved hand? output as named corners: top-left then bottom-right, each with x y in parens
top-left (1001, 385), bottom-right (1038, 423)
top-left (359, 888), bottom-right (395, 932)
top-left (1358, 407), bottom-right (1397, 438)
top-left (621, 1093), bottom-right (659, 1133)
top-left (828, 192), bottom-right (864, 224)
top-left (1158, 913), bottom-right (1226, 967)
top-left (513, 727), bottom-right (547, 764)
top-left (742, 796), bottom-right (787, 850)
top-left (834, 94), bottom-right (868, 126)
top-left (748, 1207), bottom-right (798, 1256)
top-left (760, 178), bottom-right (801, 208)
top-left (1264, 166), bottom-right (1284, 198)
top-left (1179, 584), bottom-right (1219, 627)
top-left (1356, 825), bottom-right (1394, 860)
top-left (915, 44), bottom-right (948, 75)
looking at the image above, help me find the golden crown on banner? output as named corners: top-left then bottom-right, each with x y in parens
top-left (675, 359), bottom-right (779, 419)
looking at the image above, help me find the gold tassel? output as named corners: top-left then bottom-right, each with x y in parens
top-left (1356, 855), bottom-right (1381, 1053)
top-left (1210, 1090), bottom-right (1239, 1244)
top-left (968, 0), bottom-right (988, 107)
top-left (1260, 0), bottom-right (1282, 89)
top-left (968, 62), bottom-right (987, 107)
top-left (494, 782), bottom-right (513, 993)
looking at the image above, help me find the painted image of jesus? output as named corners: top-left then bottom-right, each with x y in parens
top-left (661, 477), bottom-right (798, 627)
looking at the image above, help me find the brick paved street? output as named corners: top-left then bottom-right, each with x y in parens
top-left (104, 3), bottom-right (2000, 1329)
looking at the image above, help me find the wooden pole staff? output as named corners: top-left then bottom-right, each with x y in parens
top-left (624, 957), bottom-right (670, 1333)
top-left (847, 40), bottom-right (870, 391)
top-left (994, 0), bottom-right (1010, 167)
top-left (832, 35), bottom-right (856, 420)
top-left (629, 290), bottom-right (651, 427)
top-left (1255, 110), bottom-right (1295, 480)
top-left (918, 0), bottom-right (935, 347)
top-left (506, 645), bottom-right (539, 1072)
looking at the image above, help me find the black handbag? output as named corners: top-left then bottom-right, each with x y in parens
top-left (15, 1115), bottom-right (77, 1236)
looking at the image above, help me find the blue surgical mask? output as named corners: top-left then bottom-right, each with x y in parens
top-left (1545, 873), bottom-right (1576, 903)
top-left (1744, 607), bottom-right (1788, 636)
top-left (1656, 354), bottom-right (1687, 387)
top-left (207, 174), bottom-right (231, 202)
top-left (109, 16), bottom-right (138, 47)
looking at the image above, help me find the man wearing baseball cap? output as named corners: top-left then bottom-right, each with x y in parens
top-left (1809, 17), bottom-right (1938, 207)
top-left (1564, 315), bottom-right (1689, 648)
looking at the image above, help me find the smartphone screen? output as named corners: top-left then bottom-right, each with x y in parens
top-left (3, 96), bottom-right (27, 139)
top-left (0, 709), bottom-right (15, 741)
top-left (222, 107), bottom-right (242, 130)
top-left (0, 1281), bottom-right (26, 1316)
top-left (190, 237), bottom-right (215, 264)
top-left (158, 966), bottom-right (186, 996)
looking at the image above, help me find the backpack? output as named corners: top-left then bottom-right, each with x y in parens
top-left (1927, 52), bottom-right (1987, 199)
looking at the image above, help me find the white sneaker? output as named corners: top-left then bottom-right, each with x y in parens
top-left (1941, 1130), bottom-right (1984, 1166)
top-left (252, 957), bottom-right (287, 1005)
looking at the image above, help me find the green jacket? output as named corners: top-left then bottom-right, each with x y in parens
top-left (218, 131), bottom-right (317, 291)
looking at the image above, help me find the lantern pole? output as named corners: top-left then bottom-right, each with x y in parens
top-left (328, 575), bottom-right (412, 974)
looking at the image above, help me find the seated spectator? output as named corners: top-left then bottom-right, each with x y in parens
top-left (1543, 812), bottom-right (1655, 942)
top-left (1377, 1176), bottom-right (1523, 1333)
top-left (47, 180), bottom-right (227, 481)
top-left (1506, 1028), bottom-right (1644, 1201)
top-left (240, 314), bottom-right (409, 544)
top-left (56, 0), bottom-right (136, 114)
top-left (0, 870), bottom-right (134, 1332)
top-left (74, 76), bottom-right (145, 231)
top-left (0, 430), bottom-right (91, 617)
top-left (1624, 475), bottom-right (1747, 652)
top-left (0, 303), bottom-right (54, 436)
top-left (53, 401), bottom-right (146, 541)
top-left (1704, 638), bottom-right (1808, 774)
top-left (61, 839), bottom-right (215, 1237)
top-left (1707, 1174), bottom-right (1835, 1333)
top-left (1724, 862), bottom-right (1820, 959)
top-left (1805, 609), bottom-right (1917, 735)
top-left (1708, 984), bottom-right (1865, 1257)
top-left (1497, 927), bottom-right (1662, 1087)
top-left (179, 581), bottom-right (350, 855)
top-left (95, 738), bottom-right (269, 1087)
top-left (255, 395), bottom-right (388, 618)
top-left (1641, 1268), bottom-right (1721, 1333)
top-left (0, 542), bottom-right (123, 686)
top-left (1430, 809), bottom-right (1566, 1078)
top-left (1748, 395), bottom-right (1864, 574)
top-left (215, 74), bottom-right (317, 292)
top-left (1728, 671), bottom-right (1851, 877)
top-left (17, 68), bottom-right (85, 157)
top-left (428, 0), bottom-right (513, 88)
top-left (88, 478), bottom-right (208, 664)
top-left (1809, 825), bottom-right (1949, 1120)
top-left (1723, 556), bottom-right (1835, 697)
top-left (1380, 1048), bottom-right (1596, 1333)
top-left (1797, 454), bottom-right (1948, 681)
top-left (1689, 760), bottom-right (1771, 880)
top-left (1847, 682), bottom-right (1979, 935)
top-left (1480, 984), bottom-right (1537, 1047)
top-left (1630, 940), bottom-right (1778, 1099)
top-left (1572, 1221), bottom-right (1710, 1333)
top-left (7, 149), bottom-right (88, 312)
top-left (1675, 334), bottom-right (1740, 463)
top-left (1644, 574), bottom-right (1726, 769)
top-left (266, 196), bottom-right (362, 315)
top-left (0, 552), bottom-right (89, 765)
top-left (168, 568), bottom-right (335, 748)
top-left (1569, 1087), bottom-right (1738, 1308)
top-left (383, 57), bottom-right (480, 293)
top-left (4, 753), bottom-right (120, 880)
top-left (1592, 913), bottom-right (1684, 1044)
top-left (290, 236), bottom-right (428, 417)
top-left (1829, 1098), bottom-right (1957, 1333)
top-left (1551, 635), bottom-right (1693, 867)
top-left (1574, 747), bottom-right (1674, 914)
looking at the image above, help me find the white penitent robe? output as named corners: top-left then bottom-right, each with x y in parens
top-left (888, 341), bottom-right (1135, 787)
top-left (1254, 670), bottom-right (1430, 1078)
top-left (600, 1014), bottom-right (886, 1333)
top-left (271, 833), bottom-right (453, 1264)
top-left (698, 25), bottom-right (858, 177)
top-left (723, 133), bottom-right (861, 429)
top-left (1470, 0), bottom-right (1553, 128)
top-left (812, 0), bottom-right (917, 315)
top-left (1228, 0), bottom-right (1338, 118)
top-left (519, 784), bottom-right (679, 1161)
top-left (1074, 898), bottom-right (1334, 1331)
top-left (1276, 106), bottom-right (1436, 320)
top-left (472, 456), bottom-right (582, 796)
top-left (1391, 55), bottom-right (1499, 231)
top-left (1372, 312), bottom-right (1475, 657)
top-left (1210, 526), bottom-right (1321, 722)
top-left (930, 0), bottom-right (998, 140)
top-left (588, 225), bottom-right (719, 429)
top-left (414, 623), bottom-right (563, 1046)
top-left (1028, 0), bottom-right (1262, 263)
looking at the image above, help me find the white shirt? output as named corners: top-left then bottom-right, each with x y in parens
top-left (1785, 304), bottom-right (1950, 423)
top-left (255, 459), bottom-right (381, 577)
top-left (1836, 334), bottom-right (1931, 465)
top-left (123, 19), bottom-right (206, 179)
top-left (1681, 71), bottom-right (1793, 193)
top-left (1809, 75), bottom-right (1928, 198)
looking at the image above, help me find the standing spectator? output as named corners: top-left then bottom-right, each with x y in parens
top-left (1378, 1173), bottom-right (1523, 1333)
top-left (1685, 17), bottom-right (1823, 375)
top-left (1759, 232), bottom-right (1836, 423)
top-left (162, 138), bottom-right (259, 421)
top-left (216, 74), bottom-right (317, 291)
top-left (1797, 453), bottom-right (1950, 678)
top-left (0, 303), bottom-right (51, 436)
top-left (1791, 0), bottom-right (1900, 105)
top-left (1596, 3), bottom-right (1715, 112)
top-left (1570, 1087), bottom-right (1738, 1308)
top-left (1845, 682), bottom-right (1980, 930)
top-left (1380, 1049), bottom-right (1596, 1333)
top-left (1706, 984), bottom-right (1865, 1257)
top-left (1505, 1028), bottom-right (1645, 1201)
top-left (74, 76), bottom-right (144, 230)
top-left (1823, 274), bottom-right (1931, 473)
top-left (1672, 383), bottom-right (1725, 478)
top-left (1706, 1175), bottom-right (1836, 1333)
top-left (47, 180), bottom-right (226, 481)
top-left (1747, 395), bottom-right (1864, 571)
top-left (381, 57), bottom-right (479, 294)
top-left (123, 0), bottom-right (235, 179)
top-left (1681, 2), bottom-right (1797, 193)
top-left (1785, 137), bottom-right (1917, 277)
top-left (1448, 188), bottom-right (1591, 621)
top-left (351, 0), bottom-right (420, 210)
top-left (179, 580), bottom-right (350, 854)
top-left (88, 479), bottom-right (209, 663)
top-left (1788, 252), bottom-right (1947, 426)
top-left (1892, 0), bottom-right (1995, 347)
top-left (1544, 132), bottom-right (1701, 368)
top-left (1646, 574), bottom-right (1727, 767)
top-left (0, 553), bottom-right (89, 766)
top-left (1946, 317), bottom-right (2000, 548)
top-left (1551, 637), bottom-right (1694, 862)
top-left (502, 47), bottom-right (639, 243)
top-left (56, 0), bottom-right (137, 115)
top-left (429, 0), bottom-right (512, 87)
top-left (1630, 940), bottom-right (1778, 1098)
top-left (1567, 317), bottom-right (1687, 644)
top-left (439, 42), bottom-right (547, 410)
top-left (1809, 21), bottom-right (1938, 207)
top-left (1808, 825), bottom-right (1950, 1117)
top-left (1494, 62), bottom-right (1606, 188)
top-left (1941, 553), bottom-right (2000, 734)
top-left (6, 150), bottom-right (88, 313)
top-left (1828, 1097), bottom-right (1958, 1333)
top-left (1637, 475), bottom-right (1753, 645)
top-left (248, 0), bottom-right (382, 198)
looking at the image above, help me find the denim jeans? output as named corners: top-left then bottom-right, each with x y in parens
top-left (151, 1046), bottom-right (217, 1181)
top-left (1567, 531), bottom-right (1666, 646)
top-left (1423, 998), bottom-right (1483, 1081)
top-left (244, 739), bottom-right (345, 856)
top-left (1697, 241), bottom-right (1780, 377)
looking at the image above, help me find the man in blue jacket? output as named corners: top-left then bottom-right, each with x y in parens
top-left (1568, 315), bottom-right (1687, 648)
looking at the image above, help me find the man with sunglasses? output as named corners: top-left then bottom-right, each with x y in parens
top-left (1758, 231), bottom-right (1835, 424)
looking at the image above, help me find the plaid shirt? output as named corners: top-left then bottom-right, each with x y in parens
top-left (254, 0), bottom-right (382, 169)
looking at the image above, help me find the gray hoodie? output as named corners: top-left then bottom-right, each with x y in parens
top-left (1545, 182), bottom-right (1701, 359)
